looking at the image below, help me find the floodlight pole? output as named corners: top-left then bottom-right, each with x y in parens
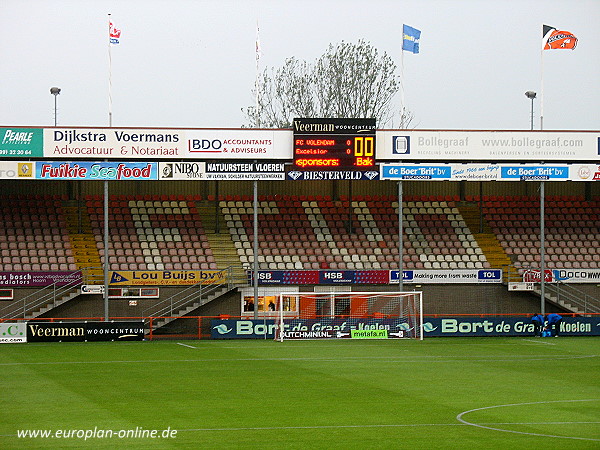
top-left (540, 181), bottom-right (545, 316)
top-left (50, 87), bottom-right (61, 126)
top-left (253, 179), bottom-right (259, 320)
top-left (398, 181), bottom-right (404, 292)
top-left (525, 91), bottom-right (536, 131)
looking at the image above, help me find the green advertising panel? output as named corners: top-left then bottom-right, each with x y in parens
top-left (350, 329), bottom-right (388, 339)
top-left (0, 128), bottom-right (44, 157)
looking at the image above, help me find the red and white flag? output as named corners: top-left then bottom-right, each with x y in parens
top-left (109, 21), bottom-right (122, 45)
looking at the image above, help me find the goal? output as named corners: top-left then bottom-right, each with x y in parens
top-left (273, 291), bottom-right (423, 341)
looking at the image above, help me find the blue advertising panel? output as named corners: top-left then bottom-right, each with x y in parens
top-left (211, 317), bottom-right (600, 339)
top-left (423, 316), bottom-right (599, 337)
top-left (500, 166), bottom-right (569, 181)
top-left (211, 318), bottom-right (414, 339)
top-left (381, 164), bottom-right (452, 180)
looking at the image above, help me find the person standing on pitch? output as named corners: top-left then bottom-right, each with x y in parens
top-left (546, 313), bottom-right (563, 337)
top-left (530, 313), bottom-right (544, 337)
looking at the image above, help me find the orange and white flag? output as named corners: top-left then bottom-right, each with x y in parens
top-left (543, 25), bottom-right (577, 50)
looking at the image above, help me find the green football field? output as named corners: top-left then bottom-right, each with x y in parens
top-left (1, 337), bottom-right (598, 449)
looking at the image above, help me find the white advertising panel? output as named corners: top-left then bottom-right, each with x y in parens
top-left (43, 128), bottom-right (292, 160)
top-left (0, 161), bottom-right (35, 179)
top-left (159, 161), bottom-right (286, 180)
top-left (377, 130), bottom-right (600, 161)
top-left (0, 323), bottom-right (26, 343)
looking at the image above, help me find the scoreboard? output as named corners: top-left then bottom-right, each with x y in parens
top-left (293, 118), bottom-right (376, 170)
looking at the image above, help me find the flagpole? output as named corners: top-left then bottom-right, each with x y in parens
top-left (540, 26), bottom-right (544, 131)
top-left (400, 47), bottom-right (405, 128)
top-left (253, 20), bottom-right (260, 321)
top-left (108, 13), bottom-right (113, 127)
top-left (104, 13), bottom-right (112, 322)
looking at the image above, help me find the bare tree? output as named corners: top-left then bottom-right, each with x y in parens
top-left (243, 40), bottom-right (403, 128)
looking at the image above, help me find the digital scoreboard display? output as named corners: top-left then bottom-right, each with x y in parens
top-left (293, 118), bottom-right (376, 170)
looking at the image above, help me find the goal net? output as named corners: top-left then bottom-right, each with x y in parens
top-left (274, 291), bottom-right (422, 341)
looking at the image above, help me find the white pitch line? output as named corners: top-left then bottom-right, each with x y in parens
top-left (174, 420), bottom-right (600, 433)
top-left (0, 354), bottom-right (596, 367)
top-left (177, 343), bottom-right (197, 349)
top-left (521, 339), bottom-right (556, 345)
top-left (456, 399), bottom-right (600, 441)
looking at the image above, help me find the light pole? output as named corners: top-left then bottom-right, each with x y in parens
top-left (525, 91), bottom-right (536, 131)
top-left (50, 87), bottom-right (61, 126)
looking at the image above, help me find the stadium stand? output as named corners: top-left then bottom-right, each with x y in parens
top-left (0, 194), bottom-right (77, 272)
top-left (228, 195), bottom-right (491, 271)
top-left (0, 193), bottom-right (598, 275)
top-left (482, 195), bottom-right (600, 270)
top-left (89, 195), bottom-right (218, 272)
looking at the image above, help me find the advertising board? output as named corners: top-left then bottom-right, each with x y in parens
top-left (211, 316), bottom-right (600, 339)
top-left (26, 321), bottom-right (145, 342)
top-left (211, 318), bottom-right (410, 339)
top-left (0, 323), bottom-right (27, 343)
top-left (377, 130), bottom-right (600, 161)
top-left (422, 316), bottom-right (599, 337)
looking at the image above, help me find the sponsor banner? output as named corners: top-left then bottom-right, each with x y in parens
top-left (508, 282), bottom-right (535, 291)
top-left (0, 128), bottom-right (44, 157)
top-left (381, 163), bottom-right (600, 182)
top-left (26, 321), bottom-right (145, 342)
top-left (43, 128), bottom-right (291, 160)
top-left (351, 329), bottom-right (389, 339)
top-left (159, 162), bottom-right (206, 180)
top-left (36, 161), bottom-right (158, 180)
top-left (3, 128), bottom-right (598, 163)
top-left (0, 271), bottom-right (82, 287)
top-left (522, 268), bottom-right (600, 284)
top-left (160, 161), bottom-right (286, 180)
top-left (109, 270), bottom-right (225, 286)
top-left (186, 129), bottom-right (291, 160)
top-left (204, 161), bottom-right (286, 180)
top-left (255, 270), bottom-right (388, 285)
top-left (287, 168), bottom-right (379, 181)
top-left (81, 285), bottom-right (104, 294)
top-left (45, 128), bottom-right (184, 159)
top-left (391, 269), bottom-right (502, 284)
top-left (570, 164), bottom-right (600, 181)
top-left (0, 323), bottom-right (27, 343)
top-left (423, 316), bottom-right (600, 337)
top-left (211, 318), bottom-right (411, 339)
top-left (254, 271), bottom-right (320, 285)
top-left (378, 130), bottom-right (599, 161)
top-left (500, 165), bottom-right (569, 181)
top-left (319, 270), bottom-right (389, 284)
top-left (255, 270), bottom-right (502, 285)
top-left (0, 161), bottom-right (35, 179)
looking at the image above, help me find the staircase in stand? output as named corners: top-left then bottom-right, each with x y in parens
top-left (62, 202), bottom-right (103, 283)
top-left (24, 288), bottom-right (81, 319)
top-left (457, 203), bottom-right (511, 269)
top-left (195, 201), bottom-right (246, 280)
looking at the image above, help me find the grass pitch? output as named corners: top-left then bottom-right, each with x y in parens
top-left (1, 337), bottom-right (599, 449)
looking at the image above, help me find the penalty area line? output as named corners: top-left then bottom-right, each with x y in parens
top-left (177, 343), bottom-right (197, 349)
top-left (521, 339), bottom-right (556, 345)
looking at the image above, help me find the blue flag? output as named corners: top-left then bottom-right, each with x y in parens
top-left (402, 25), bottom-right (421, 54)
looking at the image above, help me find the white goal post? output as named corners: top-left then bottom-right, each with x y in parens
top-left (274, 291), bottom-right (423, 341)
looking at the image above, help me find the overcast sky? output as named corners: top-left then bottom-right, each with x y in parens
top-left (1, 0), bottom-right (598, 131)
